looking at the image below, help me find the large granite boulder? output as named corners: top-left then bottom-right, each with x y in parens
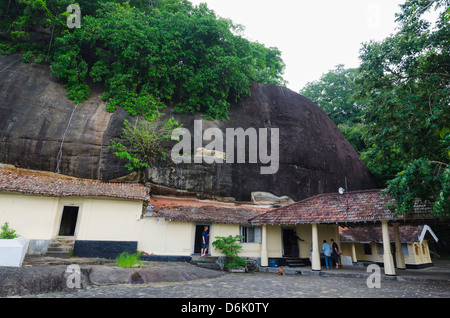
top-left (0, 54), bottom-right (130, 181)
top-left (0, 54), bottom-right (377, 201)
top-left (147, 82), bottom-right (378, 201)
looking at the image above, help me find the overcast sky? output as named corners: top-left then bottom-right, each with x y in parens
top-left (189, 0), bottom-right (407, 92)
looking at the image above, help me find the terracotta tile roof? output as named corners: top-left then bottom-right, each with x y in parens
top-left (0, 167), bottom-right (150, 201)
top-left (339, 225), bottom-right (425, 243)
top-left (249, 189), bottom-right (434, 225)
top-left (149, 196), bottom-right (269, 224)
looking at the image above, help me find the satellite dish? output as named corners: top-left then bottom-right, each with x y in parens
top-left (338, 187), bottom-right (345, 195)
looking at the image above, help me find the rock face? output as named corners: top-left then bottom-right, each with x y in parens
top-left (0, 54), bottom-right (377, 201)
top-left (0, 54), bottom-right (130, 181)
top-left (147, 84), bottom-right (378, 201)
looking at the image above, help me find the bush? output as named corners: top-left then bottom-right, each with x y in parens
top-left (0, 222), bottom-right (19, 239)
top-left (212, 235), bottom-right (246, 269)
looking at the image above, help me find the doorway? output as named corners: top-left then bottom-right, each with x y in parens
top-left (58, 206), bottom-right (79, 236)
top-left (193, 224), bottom-right (211, 254)
top-left (282, 228), bottom-right (299, 257)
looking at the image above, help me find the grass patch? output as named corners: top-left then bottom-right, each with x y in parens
top-left (116, 252), bottom-right (143, 268)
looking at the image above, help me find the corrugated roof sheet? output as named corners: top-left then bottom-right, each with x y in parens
top-left (0, 168), bottom-right (149, 201)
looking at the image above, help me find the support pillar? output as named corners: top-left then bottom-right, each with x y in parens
top-left (261, 224), bottom-right (268, 267)
top-left (393, 223), bottom-right (406, 269)
top-left (381, 221), bottom-right (396, 276)
top-left (351, 243), bottom-right (357, 263)
top-left (311, 223), bottom-right (321, 271)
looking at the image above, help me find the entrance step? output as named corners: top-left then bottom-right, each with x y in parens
top-left (191, 255), bottom-right (221, 270)
top-left (45, 239), bottom-right (74, 258)
top-left (285, 258), bottom-right (307, 267)
top-left (191, 255), bottom-right (216, 264)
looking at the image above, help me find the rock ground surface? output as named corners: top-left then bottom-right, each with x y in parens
top-left (1, 256), bottom-right (449, 298)
top-left (0, 256), bottom-right (222, 297)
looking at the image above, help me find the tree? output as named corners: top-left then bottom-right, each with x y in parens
top-left (300, 65), bottom-right (367, 153)
top-left (386, 159), bottom-right (449, 218)
top-left (3, 0), bottom-right (73, 59)
top-left (2, 1), bottom-right (286, 120)
top-left (354, 0), bottom-right (450, 218)
top-left (337, 122), bottom-right (367, 154)
top-left (300, 65), bottom-right (364, 126)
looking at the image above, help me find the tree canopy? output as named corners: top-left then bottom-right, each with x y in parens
top-left (299, 65), bottom-right (367, 153)
top-left (0, 0), bottom-right (286, 120)
top-left (300, 65), bottom-right (364, 126)
top-left (300, 0), bottom-right (449, 218)
top-left (355, 0), bottom-right (449, 218)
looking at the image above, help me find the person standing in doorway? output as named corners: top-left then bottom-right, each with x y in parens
top-left (331, 239), bottom-right (340, 269)
top-left (201, 226), bottom-right (209, 257)
top-left (289, 231), bottom-right (303, 257)
top-left (322, 240), bottom-right (332, 269)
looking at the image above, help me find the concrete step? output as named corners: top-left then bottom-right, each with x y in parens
top-left (286, 259), bottom-right (307, 267)
top-left (45, 240), bottom-right (75, 258)
top-left (47, 246), bottom-right (73, 252)
top-left (51, 239), bottom-right (74, 246)
top-left (191, 255), bottom-right (217, 264)
top-left (196, 262), bottom-right (221, 270)
top-left (191, 256), bottom-right (222, 270)
top-left (45, 251), bottom-right (72, 258)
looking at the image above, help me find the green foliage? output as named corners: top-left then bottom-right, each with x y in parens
top-left (109, 114), bottom-right (180, 171)
top-left (116, 251), bottom-right (143, 268)
top-left (50, 32), bottom-right (91, 103)
top-left (21, 50), bottom-right (33, 62)
top-left (300, 65), bottom-right (365, 126)
top-left (337, 123), bottom-right (367, 154)
top-left (4, 0), bottom-right (73, 56)
top-left (385, 159), bottom-right (449, 219)
top-left (2, 0), bottom-right (286, 120)
top-left (355, 0), bottom-right (450, 217)
top-left (300, 65), bottom-right (368, 154)
top-left (212, 235), bottom-right (246, 269)
top-left (0, 222), bottom-right (19, 239)
top-left (299, 1), bottom-right (449, 218)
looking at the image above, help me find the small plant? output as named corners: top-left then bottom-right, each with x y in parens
top-left (21, 50), bottom-right (33, 63)
top-left (0, 43), bottom-right (7, 55)
top-left (0, 222), bottom-right (19, 239)
top-left (109, 115), bottom-right (180, 173)
top-left (212, 235), bottom-right (246, 269)
top-left (116, 251), bottom-right (143, 268)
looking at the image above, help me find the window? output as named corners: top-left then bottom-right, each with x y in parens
top-left (401, 244), bottom-right (409, 256)
top-left (240, 226), bottom-right (261, 243)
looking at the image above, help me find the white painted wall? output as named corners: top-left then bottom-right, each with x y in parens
top-left (0, 192), bottom-right (143, 242)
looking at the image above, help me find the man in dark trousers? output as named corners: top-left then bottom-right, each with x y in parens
top-left (331, 239), bottom-right (340, 269)
top-left (201, 226), bottom-right (209, 256)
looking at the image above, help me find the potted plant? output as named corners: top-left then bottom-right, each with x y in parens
top-left (212, 235), bottom-right (247, 272)
top-left (0, 222), bottom-right (30, 267)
